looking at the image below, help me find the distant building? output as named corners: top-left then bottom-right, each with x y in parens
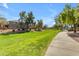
top-left (0, 17), bottom-right (8, 29)
top-left (8, 20), bottom-right (19, 29)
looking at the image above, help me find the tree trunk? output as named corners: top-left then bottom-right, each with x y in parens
top-left (71, 24), bottom-right (73, 31)
top-left (26, 24), bottom-right (29, 31)
top-left (73, 24), bottom-right (77, 33)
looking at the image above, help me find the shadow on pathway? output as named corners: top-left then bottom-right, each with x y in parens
top-left (68, 32), bottom-right (79, 42)
top-left (45, 31), bottom-right (79, 56)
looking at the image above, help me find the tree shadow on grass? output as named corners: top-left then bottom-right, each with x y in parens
top-left (0, 31), bottom-right (30, 35)
top-left (67, 32), bottom-right (79, 42)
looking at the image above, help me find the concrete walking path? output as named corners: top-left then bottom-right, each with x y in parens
top-left (45, 32), bottom-right (79, 56)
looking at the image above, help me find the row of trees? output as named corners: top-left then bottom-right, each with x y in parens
top-left (54, 4), bottom-right (79, 33)
top-left (0, 11), bottom-right (45, 32)
top-left (18, 11), bottom-right (44, 31)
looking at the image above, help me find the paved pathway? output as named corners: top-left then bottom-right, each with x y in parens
top-left (45, 32), bottom-right (79, 56)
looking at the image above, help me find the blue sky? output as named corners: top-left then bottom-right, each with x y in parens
top-left (0, 3), bottom-right (77, 27)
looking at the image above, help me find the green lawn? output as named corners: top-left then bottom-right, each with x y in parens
top-left (0, 29), bottom-right (60, 56)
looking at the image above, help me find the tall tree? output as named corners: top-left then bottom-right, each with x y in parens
top-left (25, 11), bottom-right (35, 31)
top-left (37, 19), bottom-right (43, 31)
top-left (54, 3), bottom-right (77, 32)
top-left (19, 11), bottom-right (26, 30)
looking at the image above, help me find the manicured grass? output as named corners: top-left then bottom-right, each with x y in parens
top-left (0, 29), bottom-right (60, 56)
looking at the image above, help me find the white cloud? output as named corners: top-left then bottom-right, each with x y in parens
top-left (3, 3), bottom-right (8, 8)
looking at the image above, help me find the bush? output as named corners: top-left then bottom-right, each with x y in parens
top-left (12, 29), bottom-right (15, 32)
